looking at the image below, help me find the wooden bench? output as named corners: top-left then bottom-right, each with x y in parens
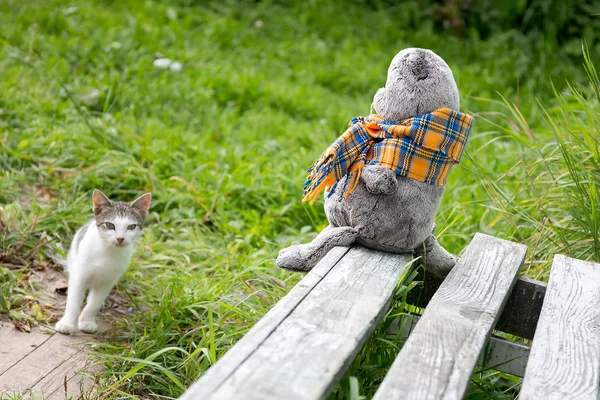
top-left (180, 233), bottom-right (600, 399)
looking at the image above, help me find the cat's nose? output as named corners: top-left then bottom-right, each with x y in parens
top-left (117, 237), bottom-right (124, 244)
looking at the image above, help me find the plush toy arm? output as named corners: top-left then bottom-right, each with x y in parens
top-left (276, 225), bottom-right (358, 272)
top-left (361, 165), bottom-right (398, 195)
top-left (413, 234), bottom-right (457, 278)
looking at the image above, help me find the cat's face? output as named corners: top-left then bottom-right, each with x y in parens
top-left (92, 190), bottom-right (152, 248)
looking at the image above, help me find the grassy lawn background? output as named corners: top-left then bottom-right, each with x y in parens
top-left (1, 0), bottom-right (599, 398)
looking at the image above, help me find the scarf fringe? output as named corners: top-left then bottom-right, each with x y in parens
top-left (302, 149), bottom-right (336, 204)
top-left (303, 158), bottom-right (365, 204)
top-left (303, 174), bottom-right (334, 204)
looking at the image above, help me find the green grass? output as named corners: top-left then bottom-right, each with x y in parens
top-left (1, 0), bottom-right (599, 398)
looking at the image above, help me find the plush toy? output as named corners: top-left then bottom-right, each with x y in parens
top-left (276, 48), bottom-right (474, 277)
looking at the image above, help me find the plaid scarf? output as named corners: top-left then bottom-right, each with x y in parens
top-left (303, 108), bottom-right (474, 204)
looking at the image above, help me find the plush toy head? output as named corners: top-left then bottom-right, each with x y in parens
top-left (373, 48), bottom-right (460, 121)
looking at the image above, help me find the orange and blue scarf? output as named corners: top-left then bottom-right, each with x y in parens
top-left (303, 108), bottom-right (474, 204)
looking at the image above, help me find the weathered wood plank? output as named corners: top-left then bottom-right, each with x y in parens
top-left (478, 335), bottom-right (529, 378)
top-left (45, 353), bottom-right (98, 400)
top-left (0, 322), bottom-right (53, 375)
top-left (28, 350), bottom-right (88, 397)
top-left (209, 247), bottom-right (412, 400)
top-left (520, 255), bottom-right (600, 400)
top-left (0, 331), bottom-right (82, 394)
top-left (182, 246), bottom-right (413, 400)
top-left (395, 315), bottom-right (530, 377)
top-left (406, 269), bottom-right (547, 340)
top-left (374, 233), bottom-right (527, 400)
top-left (180, 246), bottom-right (351, 399)
top-left (46, 376), bottom-right (95, 400)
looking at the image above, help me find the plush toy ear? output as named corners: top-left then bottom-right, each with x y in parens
top-left (130, 193), bottom-right (151, 217)
top-left (93, 189), bottom-right (112, 214)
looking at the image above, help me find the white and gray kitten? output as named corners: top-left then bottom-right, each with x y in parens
top-left (55, 189), bottom-right (151, 335)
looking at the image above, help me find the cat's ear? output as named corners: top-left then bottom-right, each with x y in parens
top-left (92, 189), bottom-right (112, 214)
top-left (130, 193), bottom-right (151, 217)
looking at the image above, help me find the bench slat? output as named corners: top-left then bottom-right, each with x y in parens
top-left (520, 255), bottom-right (600, 400)
top-left (374, 233), bottom-right (527, 400)
top-left (407, 271), bottom-right (547, 340)
top-left (395, 315), bottom-right (531, 377)
top-left (180, 246), bottom-right (351, 399)
top-left (182, 246), bottom-right (413, 400)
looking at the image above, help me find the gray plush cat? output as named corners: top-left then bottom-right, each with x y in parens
top-left (276, 48), bottom-right (474, 277)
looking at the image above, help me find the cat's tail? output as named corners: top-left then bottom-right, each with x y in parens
top-left (45, 245), bottom-right (68, 271)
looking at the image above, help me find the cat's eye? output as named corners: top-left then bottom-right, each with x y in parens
top-left (104, 222), bottom-right (115, 230)
top-left (127, 224), bottom-right (137, 230)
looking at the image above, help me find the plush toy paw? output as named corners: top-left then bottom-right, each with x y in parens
top-left (414, 234), bottom-right (457, 278)
top-left (276, 244), bottom-right (317, 273)
top-left (55, 319), bottom-right (77, 335)
top-left (277, 226), bottom-right (359, 272)
top-left (361, 165), bottom-right (398, 195)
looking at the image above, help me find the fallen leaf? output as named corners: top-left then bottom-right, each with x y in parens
top-left (12, 318), bottom-right (31, 332)
top-left (55, 285), bottom-right (68, 295)
top-left (47, 312), bottom-right (62, 323)
top-left (0, 295), bottom-right (10, 313)
top-left (31, 304), bottom-right (47, 321)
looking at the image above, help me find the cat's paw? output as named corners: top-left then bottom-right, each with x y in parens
top-left (55, 319), bottom-right (77, 335)
top-left (78, 320), bottom-right (98, 334)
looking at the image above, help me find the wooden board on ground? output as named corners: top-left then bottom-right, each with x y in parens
top-left (50, 365), bottom-right (97, 400)
top-left (374, 233), bottom-right (527, 400)
top-left (0, 323), bottom-right (97, 397)
top-left (28, 349), bottom-right (93, 399)
top-left (181, 246), bottom-right (414, 400)
top-left (520, 255), bottom-right (600, 400)
top-left (1, 261), bottom-right (118, 398)
top-left (0, 320), bottom-right (52, 375)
